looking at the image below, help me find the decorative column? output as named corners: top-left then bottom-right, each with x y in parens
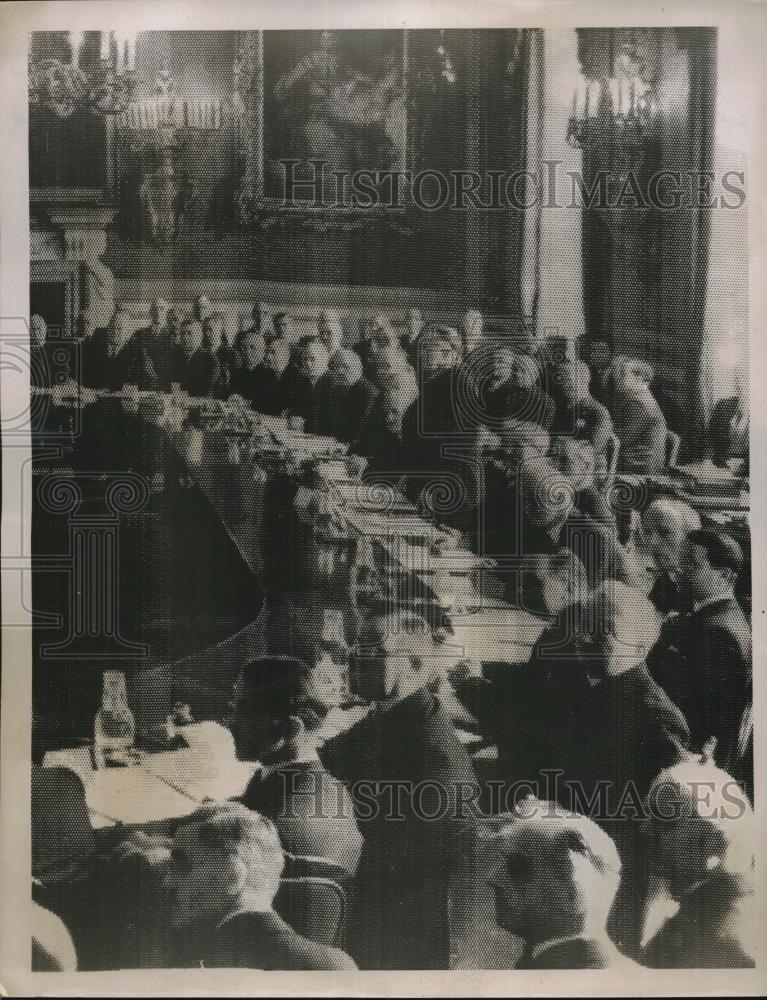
top-left (47, 203), bottom-right (118, 336)
top-left (536, 29), bottom-right (586, 345)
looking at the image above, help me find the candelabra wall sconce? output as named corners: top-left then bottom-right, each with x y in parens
top-left (567, 28), bottom-right (661, 178)
top-left (117, 64), bottom-right (225, 246)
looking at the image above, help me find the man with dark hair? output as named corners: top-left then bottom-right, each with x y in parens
top-left (272, 312), bottom-right (294, 342)
top-left (172, 318), bottom-right (222, 398)
top-left (164, 802), bottom-right (356, 970)
top-left (229, 328), bottom-right (268, 407)
top-left (648, 529), bottom-right (751, 764)
top-left (320, 612), bottom-right (478, 970)
top-left (128, 298), bottom-right (175, 390)
top-left (230, 656), bottom-right (362, 875)
top-left (82, 309), bottom-right (138, 391)
top-left (325, 348), bottom-right (379, 443)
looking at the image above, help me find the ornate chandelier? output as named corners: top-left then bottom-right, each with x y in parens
top-left (29, 30), bottom-right (139, 117)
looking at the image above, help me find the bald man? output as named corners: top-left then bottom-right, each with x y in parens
top-left (486, 802), bottom-right (635, 968)
top-left (325, 348), bottom-right (379, 443)
top-left (82, 310), bottom-right (137, 391)
top-left (640, 498), bottom-right (701, 614)
top-left (641, 760), bottom-right (755, 968)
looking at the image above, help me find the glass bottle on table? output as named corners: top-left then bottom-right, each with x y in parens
top-left (94, 670), bottom-right (136, 766)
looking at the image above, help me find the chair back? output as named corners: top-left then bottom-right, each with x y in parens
top-left (274, 876), bottom-right (347, 947)
top-left (665, 430), bottom-right (681, 467)
top-left (600, 433), bottom-right (620, 494)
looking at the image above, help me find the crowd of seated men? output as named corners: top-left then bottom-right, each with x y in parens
top-left (30, 296), bottom-right (753, 972)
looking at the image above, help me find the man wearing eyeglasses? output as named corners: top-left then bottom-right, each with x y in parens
top-left (320, 611), bottom-right (478, 970)
top-left (485, 801), bottom-right (636, 968)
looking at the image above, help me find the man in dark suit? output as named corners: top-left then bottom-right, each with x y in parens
top-left (228, 328), bottom-right (269, 407)
top-left (707, 366), bottom-right (748, 468)
top-left (486, 803), bottom-right (637, 968)
top-left (560, 582), bottom-right (689, 821)
top-left (286, 336), bottom-right (336, 430)
top-left (128, 298), bottom-right (175, 390)
top-left (320, 611), bottom-right (479, 970)
top-left (81, 309), bottom-right (138, 391)
top-left (325, 348), bottom-right (378, 443)
top-left (647, 529), bottom-right (751, 765)
top-left (229, 656), bottom-right (363, 876)
top-left (172, 318), bottom-right (222, 398)
top-left (640, 499), bottom-right (701, 615)
top-left (164, 802), bottom-right (356, 970)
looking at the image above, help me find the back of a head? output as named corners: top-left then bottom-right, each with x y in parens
top-left (188, 801), bottom-right (285, 900)
top-left (238, 655), bottom-right (331, 732)
top-left (646, 757), bottom-right (754, 880)
top-left (642, 497), bottom-right (701, 534)
top-left (485, 800), bottom-right (622, 924)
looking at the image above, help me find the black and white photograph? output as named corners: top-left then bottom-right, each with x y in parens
top-left (0, 1), bottom-right (764, 994)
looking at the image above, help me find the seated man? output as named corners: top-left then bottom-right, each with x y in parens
top-left (607, 356), bottom-right (668, 473)
top-left (317, 308), bottom-right (344, 359)
top-left (487, 349), bottom-right (555, 430)
top-left (202, 312), bottom-right (234, 396)
top-left (271, 311), bottom-right (294, 343)
top-left (548, 436), bottom-right (614, 527)
top-left (287, 336), bottom-right (335, 430)
top-left (128, 297), bottom-right (175, 390)
top-left (172, 318), bottom-right (222, 398)
top-left (229, 328), bottom-right (269, 406)
top-left (515, 462), bottom-right (634, 587)
top-left (647, 529), bottom-right (751, 765)
top-left (549, 359), bottom-right (614, 457)
top-left (640, 498), bottom-right (701, 614)
top-left (642, 758), bottom-right (755, 968)
top-left (320, 611), bottom-right (478, 970)
top-left (256, 336), bottom-right (296, 415)
top-left (82, 309), bottom-right (137, 391)
top-left (325, 348), bottom-right (378, 444)
top-left (164, 802), bottom-right (356, 970)
top-left (464, 345), bottom-right (553, 431)
top-left (485, 801), bottom-right (635, 968)
top-left (229, 655), bottom-right (363, 875)
top-left (356, 312), bottom-right (400, 375)
top-left (560, 582), bottom-right (689, 830)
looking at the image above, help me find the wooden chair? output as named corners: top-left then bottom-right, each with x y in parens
top-left (665, 430), bottom-right (681, 468)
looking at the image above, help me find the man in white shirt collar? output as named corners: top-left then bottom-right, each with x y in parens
top-left (485, 799), bottom-right (636, 968)
top-left (681, 528), bottom-right (742, 614)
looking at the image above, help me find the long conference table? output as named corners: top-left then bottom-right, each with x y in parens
top-left (33, 384), bottom-right (750, 833)
top-left (34, 384), bottom-right (547, 833)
